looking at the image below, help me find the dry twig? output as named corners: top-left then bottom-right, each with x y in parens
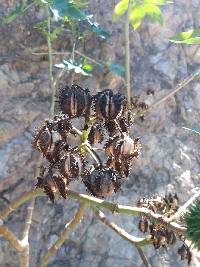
top-left (38, 202), bottom-right (87, 267)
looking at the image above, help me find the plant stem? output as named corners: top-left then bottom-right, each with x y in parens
top-left (95, 209), bottom-right (152, 266)
top-left (0, 224), bottom-right (28, 267)
top-left (95, 209), bottom-right (152, 246)
top-left (38, 202), bottom-right (87, 267)
top-left (125, 0), bottom-right (132, 108)
top-left (0, 188), bottom-right (187, 235)
top-left (148, 70), bottom-right (200, 112)
top-left (135, 245), bottom-right (152, 267)
top-left (46, 5), bottom-right (54, 118)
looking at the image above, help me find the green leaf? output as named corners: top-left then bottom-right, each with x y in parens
top-left (50, 0), bottom-right (87, 21)
top-left (3, 2), bottom-right (27, 24)
top-left (90, 25), bottom-right (110, 39)
top-left (144, 0), bottom-right (173, 5)
top-left (130, 4), bottom-right (163, 30)
top-left (82, 63), bottom-right (94, 73)
top-left (185, 200), bottom-right (200, 251)
top-left (170, 29), bottom-right (200, 44)
top-left (182, 126), bottom-right (200, 135)
top-left (113, 0), bottom-right (129, 20)
top-left (107, 63), bottom-right (125, 78)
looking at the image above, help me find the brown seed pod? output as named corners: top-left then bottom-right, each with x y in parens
top-left (106, 156), bottom-right (134, 178)
top-left (83, 167), bottom-right (122, 198)
top-left (58, 84), bottom-right (91, 118)
top-left (88, 123), bottom-right (104, 144)
top-left (94, 90), bottom-right (126, 121)
top-left (35, 171), bottom-right (67, 202)
top-left (138, 217), bottom-right (149, 233)
top-left (178, 244), bottom-right (192, 264)
top-left (105, 134), bottom-right (142, 160)
top-left (58, 150), bottom-right (84, 181)
top-left (166, 230), bottom-right (176, 245)
top-left (32, 115), bottom-right (72, 163)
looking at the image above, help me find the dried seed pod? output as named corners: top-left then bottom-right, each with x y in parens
top-left (58, 84), bottom-right (91, 118)
top-left (58, 150), bottom-right (84, 181)
top-left (83, 167), bottom-right (122, 198)
top-left (32, 122), bottom-right (52, 155)
top-left (166, 230), bottom-right (176, 245)
top-left (118, 110), bottom-right (133, 133)
top-left (94, 90), bottom-right (126, 121)
top-left (138, 217), bottom-right (149, 233)
top-left (32, 115), bottom-right (72, 162)
top-left (88, 123), bottom-right (104, 144)
top-left (105, 134), bottom-right (142, 160)
top-left (105, 120), bottom-right (119, 137)
top-left (35, 171), bottom-right (67, 202)
top-left (106, 156), bottom-right (134, 178)
top-left (178, 244), bottom-right (192, 264)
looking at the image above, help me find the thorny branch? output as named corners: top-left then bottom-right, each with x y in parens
top-left (38, 202), bottom-right (87, 267)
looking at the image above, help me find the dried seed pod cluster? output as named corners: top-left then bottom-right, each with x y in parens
top-left (137, 194), bottom-right (192, 265)
top-left (32, 84), bottom-right (142, 201)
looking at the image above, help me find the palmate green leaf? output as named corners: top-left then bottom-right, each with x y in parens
top-left (182, 126), bottom-right (200, 135)
top-left (50, 0), bottom-right (87, 21)
top-left (130, 4), bottom-right (163, 30)
top-left (170, 29), bottom-right (200, 44)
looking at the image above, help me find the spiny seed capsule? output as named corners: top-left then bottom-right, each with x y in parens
top-left (83, 167), bottom-right (122, 198)
top-left (58, 151), bottom-right (84, 181)
top-left (88, 123), bottom-right (104, 144)
top-left (35, 172), bottom-right (67, 202)
top-left (165, 230), bottom-right (176, 245)
top-left (94, 90), bottom-right (126, 121)
top-left (105, 134), bottom-right (142, 160)
top-left (58, 84), bottom-right (91, 118)
top-left (178, 244), bottom-right (192, 264)
top-left (106, 156), bottom-right (133, 177)
top-left (138, 217), bottom-right (149, 233)
top-left (32, 115), bottom-right (72, 162)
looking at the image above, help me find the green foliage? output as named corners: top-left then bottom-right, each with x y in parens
top-left (170, 29), bottom-right (200, 44)
top-left (113, 0), bottom-right (172, 30)
top-left (50, 0), bottom-right (87, 21)
top-left (185, 199), bottom-right (200, 251)
top-left (3, 1), bottom-right (28, 24)
top-left (182, 126), bottom-right (200, 135)
top-left (106, 62), bottom-right (125, 78)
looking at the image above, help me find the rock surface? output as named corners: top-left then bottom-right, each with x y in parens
top-left (0, 0), bottom-right (200, 266)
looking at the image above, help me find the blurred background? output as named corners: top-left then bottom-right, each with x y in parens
top-left (0, 0), bottom-right (200, 266)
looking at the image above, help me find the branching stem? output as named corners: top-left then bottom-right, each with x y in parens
top-left (125, 0), bottom-right (132, 108)
top-left (0, 189), bottom-right (187, 235)
top-left (38, 202), bottom-right (87, 267)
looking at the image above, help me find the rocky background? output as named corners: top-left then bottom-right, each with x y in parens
top-left (0, 0), bottom-right (200, 266)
